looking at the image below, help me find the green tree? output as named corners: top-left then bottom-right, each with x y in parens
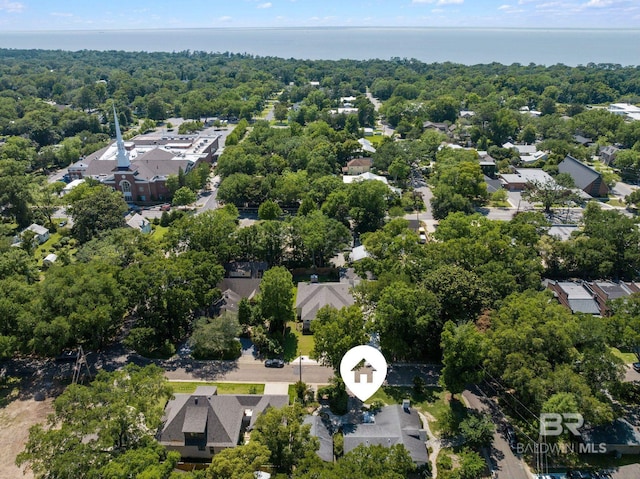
top-left (168, 207), bottom-right (238, 261)
top-left (207, 441), bottom-right (272, 479)
top-left (290, 210), bottom-right (350, 267)
top-left (348, 179), bottom-right (389, 234)
top-left (440, 321), bottom-right (486, 398)
top-left (27, 261), bottom-right (126, 354)
top-left (521, 177), bottom-right (578, 213)
top-left (68, 185), bottom-right (128, 243)
top-left (459, 412), bottom-right (494, 449)
top-left (191, 314), bottom-right (242, 360)
top-left (258, 199), bottom-right (283, 220)
top-left (429, 95), bottom-right (459, 123)
top-left (455, 449), bottom-right (486, 479)
top-left (375, 282), bottom-right (442, 361)
top-left (274, 102), bottom-right (289, 123)
top-left (251, 404), bottom-right (319, 474)
top-left (172, 186), bottom-right (197, 206)
top-left (311, 305), bottom-right (368, 370)
top-left (146, 96), bottom-right (167, 121)
top-left (16, 365), bottom-right (172, 479)
top-left (259, 266), bottom-right (295, 334)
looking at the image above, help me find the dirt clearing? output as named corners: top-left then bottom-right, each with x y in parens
top-left (0, 398), bottom-right (53, 479)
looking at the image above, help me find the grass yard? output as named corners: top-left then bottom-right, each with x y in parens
top-left (168, 381), bottom-right (264, 395)
top-left (604, 197), bottom-right (626, 207)
top-left (611, 347), bottom-right (638, 364)
top-left (151, 224), bottom-right (169, 241)
top-left (34, 231), bottom-right (62, 258)
top-left (283, 321), bottom-right (314, 360)
top-left (367, 134), bottom-right (385, 145)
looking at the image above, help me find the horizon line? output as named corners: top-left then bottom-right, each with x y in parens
top-left (2, 26), bottom-right (640, 34)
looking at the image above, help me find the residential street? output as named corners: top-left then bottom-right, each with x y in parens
top-left (463, 385), bottom-right (532, 479)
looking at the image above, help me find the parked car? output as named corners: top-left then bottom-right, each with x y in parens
top-left (160, 204), bottom-right (171, 211)
top-left (58, 220), bottom-right (67, 227)
top-left (632, 362), bottom-right (640, 372)
top-left (265, 358), bottom-right (285, 368)
top-left (505, 424), bottom-right (517, 451)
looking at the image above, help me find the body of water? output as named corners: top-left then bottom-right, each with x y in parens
top-left (0, 27), bottom-right (638, 66)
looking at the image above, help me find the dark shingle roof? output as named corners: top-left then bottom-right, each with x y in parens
top-left (296, 282), bottom-right (355, 322)
top-left (159, 387), bottom-right (288, 451)
top-left (343, 405), bottom-right (428, 465)
top-left (304, 416), bottom-right (334, 462)
top-left (558, 155), bottom-right (608, 196)
top-left (581, 419), bottom-right (640, 446)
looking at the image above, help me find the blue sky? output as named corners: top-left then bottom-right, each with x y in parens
top-left (1, 0), bottom-right (639, 30)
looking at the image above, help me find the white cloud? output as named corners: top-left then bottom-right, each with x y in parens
top-left (0, 0), bottom-right (24, 13)
top-left (50, 12), bottom-right (73, 17)
top-left (583, 0), bottom-right (613, 6)
top-left (257, 2), bottom-right (272, 8)
top-left (498, 4), bottom-right (511, 9)
top-left (218, 15), bottom-right (232, 22)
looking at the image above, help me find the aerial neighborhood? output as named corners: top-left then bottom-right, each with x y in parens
top-left (3, 48), bottom-right (640, 479)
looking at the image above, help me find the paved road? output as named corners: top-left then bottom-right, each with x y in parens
top-left (612, 181), bottom-right (638, 199)
top-left (196, 174), bottom-right (221, 214)
top-left (365, 88), bottom-right (395, 137)
top-left (463, 385), bottom-right (531, 479)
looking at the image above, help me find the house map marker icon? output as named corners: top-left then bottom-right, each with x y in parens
top-left (339, 345), bottom-right (388, 402)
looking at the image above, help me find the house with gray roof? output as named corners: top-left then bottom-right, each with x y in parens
top-left (303, 415), bottom-right (334, 462)
top-left (589, 281), bottom-right (639, 316)
top-left (581, 418), bottom-right (640, 455)
top-left (23, 223), bottom-right (50, 244)
top-left (125, 213), bottom-right (151, 234)
top-left (499, 168), bottom-right (555, 192)
top-left (215, 278), bottom-right (262, 315)
top-left (558, 155), bottom-right (609, 197)
top-left (600, 145), bottom-right (620, 165)
top-left (546, 280), bottom-right (600, 315)
top-left (342, 405), bottom-right (428, 466)
top-left (158, 386), bottom-right (288, 460)
top-left (296, 281), bottom-right (356, 331)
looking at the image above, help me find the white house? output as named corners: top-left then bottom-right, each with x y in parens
top-left (25, 224), bottom-right (50, 244)
top-left (608, 103), bottom-right (640, 121)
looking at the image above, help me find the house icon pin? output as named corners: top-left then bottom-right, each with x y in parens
top-left (340, 345), bottom-right (388, 402)
top-left (352, 359), bottom-right (376, 384)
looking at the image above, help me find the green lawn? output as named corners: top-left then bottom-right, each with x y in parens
top-left (34, 231), bottom-right (62, 259)
top-left (611, 347), bottom-right (638, 363)
top-left (151, 224), bottom-right (169, 241)
top-left (605, 197), bottom-right (626, 207)
top-left (288, 384), bottom-right (297, 404)
top-left (283, 321), bottom-right (314, 360)
top-left (168, 381), bottom-right (264, 394)
top-left (367, 134), bottom-right (385, 145)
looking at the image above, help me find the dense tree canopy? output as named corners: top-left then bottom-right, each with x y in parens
top-left (17, 365), bottom-right (173, 479)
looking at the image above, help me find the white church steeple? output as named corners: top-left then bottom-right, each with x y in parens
top-left (113, 105), bottom-right (131, 170)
